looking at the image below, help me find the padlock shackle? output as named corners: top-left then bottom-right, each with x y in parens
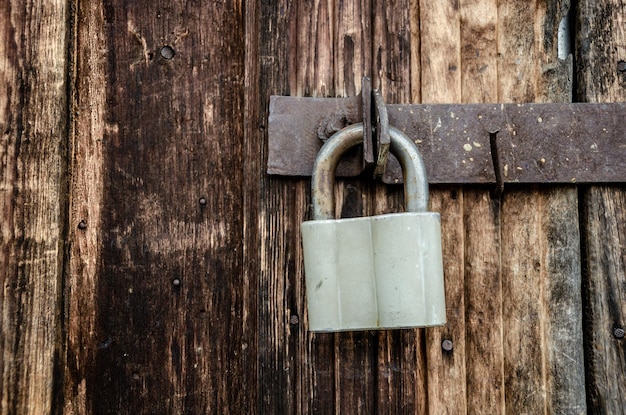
top-left (312, 123), bottom-right (428, 220)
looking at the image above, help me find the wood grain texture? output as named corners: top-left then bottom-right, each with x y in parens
top-left (418, 1), bottom-right (468, 414)
top-left (63, 1), bottom-right (107, 413)
top-left (576, 0), bottom-right (626, 413)
top-left (498, 1), bottom-right (585, 414)
top-left (419, 0), bottom-right (461, 104)
top-left (419, 0), bottom-right (585, 413)
top-left (253, 1), bottom-right (301, 414)
top-left (0, 1), bottom-right (68, 414)
top-left (458, 2), bottom-right (505, 414)
top-left (463, 191), bottom-right (503, 414)
top-left (64, 1), bottom-right (252, 413)
top-left (427, 188), bottom-right (467, 415)
top-left (501, 188), bottom-right (584, 414)
top-left (581, 188), bottom-right (626, 414)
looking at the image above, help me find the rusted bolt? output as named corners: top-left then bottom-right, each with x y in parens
top-left (160, 45), bottom-right (175, 60)
top-left (442, 339), bottom-right (454, 352)
top-left (172, 278), bottom-right (181, 287)
top-left (77, 220), bottom-right (87, 230)
top-left (199, 197), bottom-right (207, 206)
top-left (617, 61), bottom-right (626, 73)
top-left (289, 315), bottom-right (299, 325)
top-left (614, 327), bottom-right (625, 339)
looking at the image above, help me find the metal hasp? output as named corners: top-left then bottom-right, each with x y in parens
top-left (301, 124), bottom-right (446, 332)
top-left (268, 96), bottom-right (626, 184)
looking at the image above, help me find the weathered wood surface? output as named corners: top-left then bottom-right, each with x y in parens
top-left (64, 1), bottom-right (253, 414)
top-left (0, 1), bottom-right (68, 414)
top-left (421, 1), bottom-right (586, 414)
top-left (497, 1), bottom-right (585, 414)
top-left (0, 0), bottom-right (617, 413)
top-left (577, 0), bottom-right (626, 413)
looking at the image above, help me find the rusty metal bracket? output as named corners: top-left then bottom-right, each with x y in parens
top-left (372, 89), bottom-right (390, 179)
top-left (361, 77), bottom-right (374, 169)
top-left (267, 95), bottom-right (626, 184)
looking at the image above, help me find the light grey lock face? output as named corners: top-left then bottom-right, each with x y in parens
top-left (301, 124), bottom-right (446, 332)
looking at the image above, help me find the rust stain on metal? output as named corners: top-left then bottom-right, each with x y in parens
top-left (268, 96), bottom-right (626, 184)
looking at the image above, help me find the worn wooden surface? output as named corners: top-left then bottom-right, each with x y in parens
top-left (577, 0), bottom-right (626, 413)
top-left (498, 1), bottom-right (586, 414)
top-left (0, 1), bottom-right (68, 414)
top-left (421, 1), bottom-right (586, 414)
top-left (420, 2), bottom-right (466, 414)
top-left (0, 0), bottom-right (620, 413)
top-left (64, 1), bottom-right (253, 414)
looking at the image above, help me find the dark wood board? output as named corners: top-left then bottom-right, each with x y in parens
top-left (577, 0), bottom-right (626, 413)
top-left (64, 1), bottom-right (253, 413)
top-left (0, 0), bottom-right (614, 413)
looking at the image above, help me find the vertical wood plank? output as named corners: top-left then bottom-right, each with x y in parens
top-left (295, 0), bottom-right (333, 97)
top-left (419, 0), bottom-right (461, 104)
top-left (458, 2), bottom-right (504, 414)
top-left (576, 0), bottom-right (626, 413)
top-left (0, 1), bottom-right (68, 414)
top-left (65, 1), bottom-right (253, 413)
top-left (242, 2), bottom-right (261, 413)
top-left (498, 1), bottom-right (586, 414)
top-left (253, 1), bottom-right (301, 414)
top-left (418, 2), bottom-right (470, 414)
top-left (500, 190), bottom-right (547, 414)
top-left (541, 189), bottom-right (586, 414)
top-left (427, 188), bottom-right (467, 415)
top-left (63, 0), bottom-right (106, 413)
top-left (463, 190), bottom-right (503, 414)
top-left (581, 189), bottom-right (626, 414)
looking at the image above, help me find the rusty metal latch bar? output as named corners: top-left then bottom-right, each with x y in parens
top-left (267, 95), bottom-right (626, 184)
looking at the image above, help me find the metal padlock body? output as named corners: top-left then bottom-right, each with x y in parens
top-left (301, 123), bottom-right (446, 332)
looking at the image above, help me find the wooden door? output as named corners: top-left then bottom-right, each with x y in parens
top-left (1, 0), bottom-right (624, 414)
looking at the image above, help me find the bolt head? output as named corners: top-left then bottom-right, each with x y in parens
top-left (160, 45), bottom-right (175, 60)
top-left (614, 327), bottom-right (625, 339)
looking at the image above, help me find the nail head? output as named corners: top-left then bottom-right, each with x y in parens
top-left (617, 60), bottom-right (626, 73)
top-left (77, 220), bottom-right (87, 230)
top-left (614, 327), bottom-right (625, 339)
top-left (442, 339), bottom-right (454, 352)
top-left (160, 45), bottom-right (175, 60)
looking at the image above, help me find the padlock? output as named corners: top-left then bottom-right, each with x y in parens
top-left (301, 123), bottom-right (446, 332)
